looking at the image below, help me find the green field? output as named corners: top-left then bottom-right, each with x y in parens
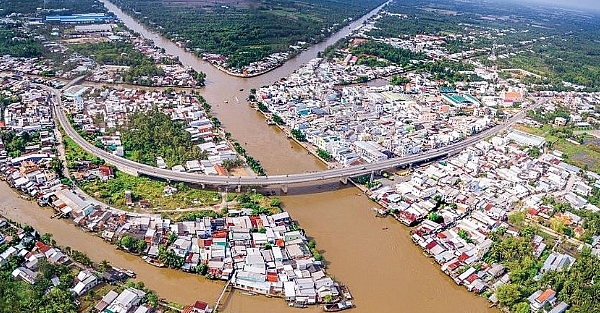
top-left (517, 125), bottom-right (600, 173)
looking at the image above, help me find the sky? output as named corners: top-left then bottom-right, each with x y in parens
top-left (522, 0), bottom-right (600, 12)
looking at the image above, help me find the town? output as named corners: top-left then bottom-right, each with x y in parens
top-left (1, 0), bottom-right (600, 313)
top-left (0, 215), bottom-right (215, 313)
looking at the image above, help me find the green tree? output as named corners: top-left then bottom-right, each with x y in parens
top-left (496, 283), bottom-right (522, 309)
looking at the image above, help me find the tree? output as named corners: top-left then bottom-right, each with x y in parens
top-left (196, 263), bottom-right (208, 276)
top-left (270, 197), bottom-right (282, 208)
top-left (496, 283), bottom-right (522, 309)
top-left (514, 302), bottom-right (530, 313)
top-left (99, 260), bottom-right (110, 272)
top-left (40, 233), bottom-right (53, 245)
top-left (428, 212), bottom-right (444, 223)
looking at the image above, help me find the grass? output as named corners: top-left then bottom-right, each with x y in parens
top-left (517, 125), bottom-right (600, 172)
top-left (79, 172), bottom-right (222, 211)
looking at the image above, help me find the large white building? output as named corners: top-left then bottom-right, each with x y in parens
top-left (353, 141), bottom-right (388, 163)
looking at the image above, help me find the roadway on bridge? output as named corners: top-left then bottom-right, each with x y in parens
top-left (45, 83), bottom-right (527, 187)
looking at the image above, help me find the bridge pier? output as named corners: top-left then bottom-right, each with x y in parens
top-left (340, 176), bottom-right (348, 185)
top-left (200, 183), bottom-right (205, 189)
top-left (236, 185), bottom-right (241, 193)
top-left (281, 184), bottom-right (288, 194)
top-left (370, 171), bottom-right (375, 183)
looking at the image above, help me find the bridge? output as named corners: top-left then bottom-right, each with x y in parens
top-left (44, 83), bottom-right (527, 190)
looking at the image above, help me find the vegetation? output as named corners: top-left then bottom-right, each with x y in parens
top-left (487, 225), bottom-right (600, 313)
top-left (351, 41), bottom-right (425, 67)
top-left (372, 0), bottom-right (600, 90)
top-left (231, 141), bottom-right (265, 176)
top-left (62, 133), bottom-right (105, 169)
top-left (0, 25), bottom-right (42, 58)
top-left (157, 245), bottom-right (185, 269)
top-left (390, 75), bottom-right (411, 86)
top-left (517, 124), bottom-right (600, 173)
top-left (79, 171), bottom-right (221, 210)
top-left (0, 256), bottom-right (77, 313)
top-left (119, 235), bottom-right (147, 254)
top-left (68, 42), bottom-right (164, 85)
top-left (0, 130), bottom-right (40, 158)
top-left (316, 148), bottom-right (333, 162)
top-left (111, 0), bottom-right (386, 67)
top-left (271, 114), bottom-right (284, 125)
top-left (291, 129), bottom-right (306, 142)
top-left (307, 239), bottom-right (323, 261)
top-left (120, 108), bottom-right (204, 167)
top-left (237, 193), bottom-right (283, 216)
top-left (0, 0), bottom-right (106, 14)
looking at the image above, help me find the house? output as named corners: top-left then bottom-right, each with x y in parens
top-left (11, 267), bottom-right (38, 284)
top-left (95, 290), bottom-right (119, 312)
top-left (541, 253), bottom-right (575, 273)
top-left (182, 301), bottom-right (212, 313)
top-left (528, 289), bottom-right (556, 312)
top-left (71, 269), bottom-right (99, 296)
top-left (547, 302), bottom-right (569, 313)
top-left (105, 287), bottom-right (146, 313)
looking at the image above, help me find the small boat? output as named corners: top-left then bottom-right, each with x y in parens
top-left (323, 301), bottom-right (354, 312)
top-left (371, 207), bottom-right (388, 217)
top-left (289, 302), bottom-right (307, 308)
top-left (142, 256), bottom-right (165, 268)
top-left (224, 100), bottom-right (229, 103)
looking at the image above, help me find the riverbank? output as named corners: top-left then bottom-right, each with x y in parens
top-left (1, 169), bottom-right (348, 309)
top-left (253, 105), bottom-right (337, 169)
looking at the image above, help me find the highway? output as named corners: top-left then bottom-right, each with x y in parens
top-left (44, 83), bottom-right (527, 187)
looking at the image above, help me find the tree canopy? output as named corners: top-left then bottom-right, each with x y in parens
top-left (120, 108), bottom-right (205, 167)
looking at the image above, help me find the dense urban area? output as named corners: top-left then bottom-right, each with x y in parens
top-left (0, 0), bottom-right (599, 313)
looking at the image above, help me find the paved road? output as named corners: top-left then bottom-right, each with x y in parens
top-left (44, 83), bottom-right (527, 187)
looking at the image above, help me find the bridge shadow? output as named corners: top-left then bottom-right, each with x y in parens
top-left (260, 180), bottom-right (357, 196)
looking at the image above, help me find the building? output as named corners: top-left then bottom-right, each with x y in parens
top-left (105, 288), bottom-right (146, 313)
top-left (506, 130), bottom-right (545, 148)
top-left (45, 13), bottom-right (115, 24)
top-left (353, 141), bottom-right (388, 163)
top-left (528, 289), bottom-right (556, 312)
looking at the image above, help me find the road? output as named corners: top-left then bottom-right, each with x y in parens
top-left (43, 82), bottom-right (528, 187)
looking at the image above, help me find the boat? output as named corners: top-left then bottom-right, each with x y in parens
top-left (339, 285), bottom-right (353, 300)
top-left (142, 256), bottom-right (165, 268)
top-left (323, 301), bottom-right (354, 312)
top-left (371, 207), bottom-right (388, 217)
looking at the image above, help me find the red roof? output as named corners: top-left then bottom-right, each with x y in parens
top-left (193, 301), bottom-right (208, 310)
top-left (212, 230), bottom-right (228, 238)
top-left (35, 241), bottom-right (52, 254)
top-left (266, 272), bottom-right (278, 282)
top-left (458, 252), bottom-right (469, 262)
top-left (425, 241), bottom-right (438, 250)
top-left (466, 273), bottom-right (478, 283)
top-left (537, 289), bottom-right (556, 303)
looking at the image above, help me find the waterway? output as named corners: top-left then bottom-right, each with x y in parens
top-left (1, 1), bottom-right (497, 312)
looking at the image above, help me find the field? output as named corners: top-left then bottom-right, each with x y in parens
top-left (516, 125), bottom-right (600, 173)
top-left (62, 128), bottom-right (222, 212)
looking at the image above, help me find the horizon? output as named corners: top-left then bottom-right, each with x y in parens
top-left (516, 0), bottom-right (600, 12)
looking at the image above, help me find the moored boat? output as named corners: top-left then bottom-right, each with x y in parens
top-left (323, 301), bottom-right (354, 312)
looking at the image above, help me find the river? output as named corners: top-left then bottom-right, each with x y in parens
top-left (2, 1), bottom-right (497, 312)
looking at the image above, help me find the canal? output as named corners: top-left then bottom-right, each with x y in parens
top-left (1, 1), bottom-right (498, 312)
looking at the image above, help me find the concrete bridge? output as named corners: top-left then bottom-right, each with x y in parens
top-left (46, 83), bottom-right (526, 191)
